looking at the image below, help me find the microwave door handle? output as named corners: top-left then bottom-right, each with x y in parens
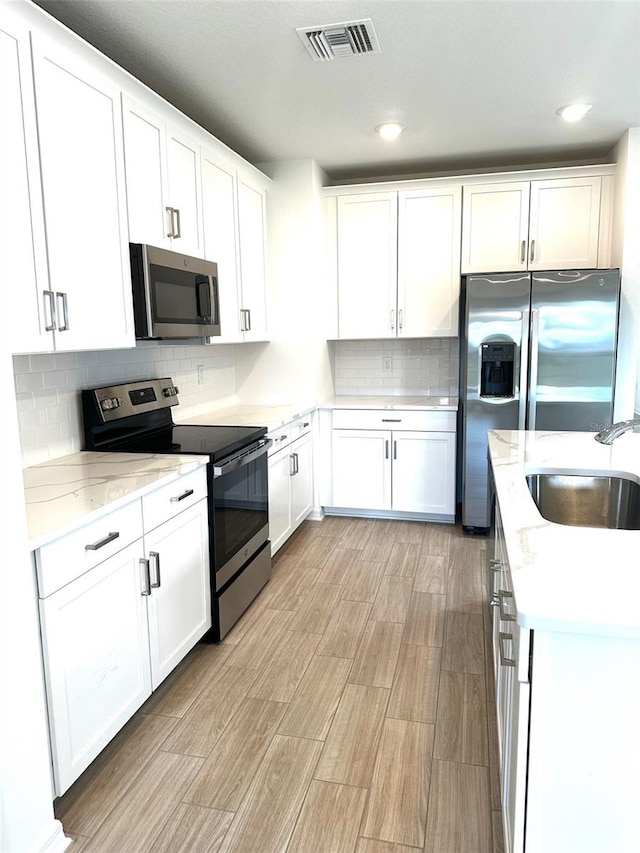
top-left (196, 279), bottom-right (212, 319)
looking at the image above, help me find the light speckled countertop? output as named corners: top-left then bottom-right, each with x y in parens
top-left (23, 452), bottom-right (208, 549)
top-left (489, 430), bottom-right (640, 639)
top-left (319, 395), bottom-right (458, 411)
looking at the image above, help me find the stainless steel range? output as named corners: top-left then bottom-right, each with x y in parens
top-left (82, 378), bottom-right (272, 639)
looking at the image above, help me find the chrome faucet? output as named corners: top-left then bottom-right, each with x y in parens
top-left (594, 418), bottom-right (640, 445)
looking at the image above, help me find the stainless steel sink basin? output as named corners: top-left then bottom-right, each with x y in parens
top-left (526, 472), bottom-right (640, 530)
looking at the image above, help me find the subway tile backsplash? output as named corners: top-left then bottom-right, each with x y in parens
top-left (13, 343), bottom-right (237, 467)
top-left (333, 338), bottom-right (459, 397)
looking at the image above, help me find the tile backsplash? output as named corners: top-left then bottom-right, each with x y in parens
top-left (333, 338), bottom-right (459, 397)
top-left (13, 343), bottom-right (236, 467)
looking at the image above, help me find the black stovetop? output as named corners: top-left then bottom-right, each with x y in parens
top-left (104, 423), bottom-right (267, 462)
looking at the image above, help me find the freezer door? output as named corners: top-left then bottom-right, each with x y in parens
top-left (461, 273), bottom-right (530, 529)
top-left (529, 270), bottom-right (619, 432)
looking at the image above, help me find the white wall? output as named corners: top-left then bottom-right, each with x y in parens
top-left (1, 344), bottom-right (67, 852)
top-left (609, 128), bottom-right (640, 419)
top-left (233, 159), bottom-right (334, 404)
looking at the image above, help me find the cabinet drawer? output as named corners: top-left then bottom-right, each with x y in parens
top-left (36, 501), bottom-right (143, 598)
top-left (142, 466), bottom-right (207, 534)
top-left (290, 414), bottom-right (312, 439)
top-left (332, 408), bottom-right (456, 432)
top-left (268, 425), bottom-right (291, 454)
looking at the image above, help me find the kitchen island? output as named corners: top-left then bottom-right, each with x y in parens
top-left (487, 429), bottom-right (640, 853)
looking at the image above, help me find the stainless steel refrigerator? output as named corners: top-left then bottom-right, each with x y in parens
top-left (460, 269), bottom-right (620, 530)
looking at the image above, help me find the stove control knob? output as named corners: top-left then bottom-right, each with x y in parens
top-left (100, 397), bottom-right (121, 411)
top-left (163, 385), bottom-right (179, 397)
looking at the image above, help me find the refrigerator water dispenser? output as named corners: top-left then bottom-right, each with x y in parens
top-left (480, 342), bottom-right (515, 398)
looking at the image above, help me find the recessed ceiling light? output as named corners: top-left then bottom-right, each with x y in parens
top-left (556, 103), bottom-right (593, 123)
top-left (375, 122), bottom-right (405, 140)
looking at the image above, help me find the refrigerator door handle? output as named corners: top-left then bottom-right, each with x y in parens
top-left (518, 309), bottom-right (530, 429)
top-left (527, 309), bottom-right (540, 428)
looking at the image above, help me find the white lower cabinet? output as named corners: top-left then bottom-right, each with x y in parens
top-left (36, 467), bottom-right (211, 796)
top-left (489, 476), bottom-right (640, 853)
top-left (267, 417), bottom-right (314, 554)
top-left (328, 409), bottom-right (456, 520)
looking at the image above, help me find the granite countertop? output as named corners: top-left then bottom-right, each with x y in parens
top-left (488, 429), bottom-right (640, 639)
top-left (319, 395), bottom-right (458, 411)
top-left (23, 451), bottom-right (208, 549)
top-left (176, 396), bottom-right (458, 432)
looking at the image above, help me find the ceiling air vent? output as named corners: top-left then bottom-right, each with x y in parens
top-left (296, 19), bottom-right (381, 62)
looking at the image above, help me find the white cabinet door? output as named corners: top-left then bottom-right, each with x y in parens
top-left (144, 499), bottom-right (211, 688)
top-left (166, 125), bottom-right (203, 258)
top-left (201, 151), bottom-right (242, 343)
top-left (391, 431), bottom-right (456, 515)
top-left (331, 429), bottom-right (391, 510)
top-left (291, 431), bottom-right (313, 528)
top-left (461, 182), bottom-right (530, 273)
top-left (528, 177), bottom-right (601, 270)
top-left (398, 186), bottom-right (462, 337)
top-left (39, 541), bottom-right (152, 796)
top-left (237, 177), bottom-right (268, 341)
top-left (268, 446), bottom-right (294, 554)
top-left (31, 33), bottom-right (134, 352)
top-left (337, 192), bottom-right (398, 339)
top-left (1, 16), bottom-right (51, 354)
top-left (121, 96), bottom-right (170, 248)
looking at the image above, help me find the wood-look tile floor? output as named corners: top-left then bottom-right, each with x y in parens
top-left (56, 517), bottom-right (504, 853)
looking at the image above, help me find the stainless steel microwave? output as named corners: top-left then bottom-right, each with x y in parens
top-left (129, 243), bottom-right (220, 340)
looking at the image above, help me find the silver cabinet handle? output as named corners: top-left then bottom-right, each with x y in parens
top-left (149, 551), bottom-right (161, 588)
top-left (498, 589), bottom-right (516, 622)
top-left (520, 240), bottom-right (526, 264)
top-left (398, 308), bottom-right (403, 331)
top-left (166, 206), bottom-right (175, 238)
top-left (173, 207), bottom-right (181, 239)
top-left (299, 422), bottom-right (310, 430)
top-left (240, 308), bottom-right (250, 332)
top-left (390, 309), bottom-right (395, 331)
top-left (289, 453), bottom-right (295, 476)
top-left (499, 631), bottom-right (516, 667)
top-left (170, 488), bottom-right (194, 503)
top-left (56, 292), bottom-right (69, 331)
top-left (293, 452), bottom-right (299, 474)
top-left (393, 440), bottom-right (397, 460)
top-left (245, 308), bottom-right (251, 331)
top-left (382, 418), bottom-right (401, 423)
top-left (140, 558), bottom-right (151, 596)
top-left (385, 439), bottom-right (389, 459)
top-left (85, 531), bottom-right (120, 551)
top-left (43, 290), bottom-right (57, 331)
top-left (529, 239), bottom-right (535, 262)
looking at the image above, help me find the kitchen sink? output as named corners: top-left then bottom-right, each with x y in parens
top-left (526, 472), bottom-right (640, 530)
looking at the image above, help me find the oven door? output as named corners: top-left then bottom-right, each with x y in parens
top-left (210, 439), bottom-right (271, 590)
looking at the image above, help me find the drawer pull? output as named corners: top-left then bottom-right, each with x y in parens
top-left (85, 531), bottom-right (120, 551)
top-left (498, 589), bottom-right (516, 622)
top-left (140, 558), bottom-right (151, 596)
top-left (299, 422), bottom-right (310, 429)
top-left (170, 488), bottom-right (194, 503)
top-left (499, 631), bottom-right (516, 667)
top-left (381, 418), bottom-right (402, 422)
top-left (149, 551), bottom-right (161, 588)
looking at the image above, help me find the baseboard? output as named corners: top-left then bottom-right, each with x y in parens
top-left (32, 820), bottom-right (71, 853)
top-left (307, 508), bottom-right (325, 521)
top-left (323, 507), bottom-right (455, 524)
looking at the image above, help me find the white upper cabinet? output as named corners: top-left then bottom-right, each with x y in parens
top-left (461, 182), bottom-right (531, 273)
top-left (0, 14), bottom-right (50, 354)
top-left (236, 175), bottom-right (268, 341)
top-left (31, 32), bottom-right (134, 352)
top-left (335, 187), bottom-right (461, 339)
top-left (122, 95), bottom-right (203, 257)
top-left (201, 150), bottom-right (242, 343)
top-left (337, 192), bottom-right (398, 339)
top-left (398, 186), bottom-right (462, 338)
top-left (461, 176), bottom-right (605, 273)
top-left (528, 177), bottom-right (601, 270)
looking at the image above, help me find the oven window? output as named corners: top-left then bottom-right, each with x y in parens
top-left (212, 454), bottom-right (268, 572)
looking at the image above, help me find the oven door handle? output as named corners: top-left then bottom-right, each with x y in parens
top-left (212, 438), bottom-right (272, 478)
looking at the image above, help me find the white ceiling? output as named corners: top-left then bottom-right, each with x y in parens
top-left (33, 0), bottom-right (640, 181)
